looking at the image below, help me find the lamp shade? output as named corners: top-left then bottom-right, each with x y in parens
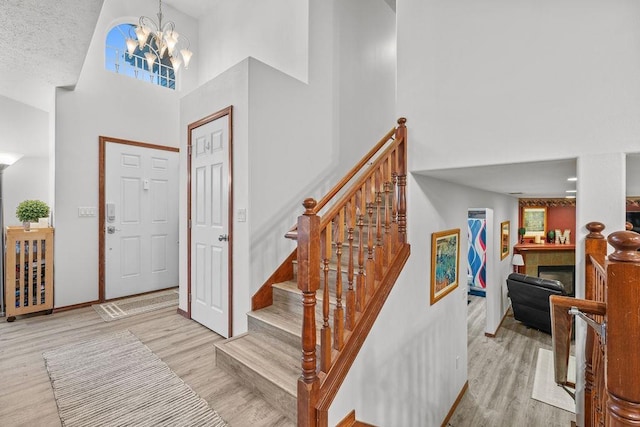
top-left (511, 254), bottom-right (525, 266)
top-left (0, 152), bottom-right (23, 166)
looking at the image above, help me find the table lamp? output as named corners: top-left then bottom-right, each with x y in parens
top-left (511, 254), bottom-right (524, 273)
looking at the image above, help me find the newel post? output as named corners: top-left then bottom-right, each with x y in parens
top-left (585, 222), bottom-right (607, 300)
top-left (395, 118), bottom-right (407, 244)
top-left (605, 230), bottom-right (640, 426)
top-left (584, 222), bottom-right (607, 427)
top-left (297, 198), bottom-right (320, 427)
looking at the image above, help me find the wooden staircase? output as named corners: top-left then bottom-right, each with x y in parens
top-left (215, 119), bottom-right (410, 425)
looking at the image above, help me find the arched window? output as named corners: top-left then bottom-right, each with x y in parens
top-left (105, 23), bottom-right (176, 90)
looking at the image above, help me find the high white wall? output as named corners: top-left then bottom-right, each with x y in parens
top-left (177, 0), bottom-right (398, 334)
top-left (3, 157), bottom-right (51, 227)
top-left (54, 0), bottom-right (197, 307)
top-left (334, 0), bottom-right (397, 175)
top-left (573, 153), bottom-right (625, 425)
top-left (396, 0), bottom-right (637, 422)
top-left (0, 95), bottom-right (51, 227)
top-left (331, 176), bottom-right (518, 425)
top-left (398, 0), bottom-right (640, 172)
top-left (196, 0), bottom-right (309, 85)
top-left (179, 59), bottom-right (251, 336)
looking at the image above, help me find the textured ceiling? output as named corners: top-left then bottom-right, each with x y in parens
top-left (0, 0), bottom-right (104, 100)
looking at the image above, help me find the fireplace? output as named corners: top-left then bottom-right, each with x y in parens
top-left (538, 265), bottom-right (575, 296)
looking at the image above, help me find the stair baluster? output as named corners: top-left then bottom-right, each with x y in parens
top-left (391, 172), bottom-right (399, 251)
top-left (365, 201), bottom-right (375, 296)
top-left (356, 198), bottom-right (366, 312)
top-left (334, 211), bottom-right (345, 350)
top-left (384, 181), bottom-right (393, 263)
top-left (346, 199), bottom-right (356, 331)
top-left (375, 188), bottom-right (384, 280)
top-left (321, 224), bottom-right (332, 373)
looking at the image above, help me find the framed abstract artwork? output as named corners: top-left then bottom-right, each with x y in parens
top-left (522, 207), bottom-right (547, 238)
top-left (500, 220), bottom-right (510, 260)
top-left (430, 228), bottom-right (460, 305)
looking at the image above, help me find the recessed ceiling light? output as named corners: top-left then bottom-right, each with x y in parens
top-left (566, 190), bottom-right (577, 193)
top-left (567, 177), bottom-right (577, 182)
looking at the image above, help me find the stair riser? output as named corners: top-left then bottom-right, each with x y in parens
top-left (215, 346), bottom-right (297, 422)
top-left (273, 287), bottom-right (339, 326)
top-left (248, 313), bottom-right (302, 350)
top-left (247, 312), bottom-right (326, 361)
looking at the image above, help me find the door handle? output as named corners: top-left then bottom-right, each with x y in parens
top-left (218, 234), bottom-right (229, 242)
top-left (107, 226), bottom-right (121, 234)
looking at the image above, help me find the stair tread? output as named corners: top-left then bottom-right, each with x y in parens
top-left (216, 332), bottom-right (299, 396)
top-left (273, 280), bottom-right (339, 304)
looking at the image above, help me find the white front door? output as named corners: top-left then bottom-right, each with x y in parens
top-left (105, 143), bottom-right (179, 300)
top-left (190, 110), bottom-right (232, 338)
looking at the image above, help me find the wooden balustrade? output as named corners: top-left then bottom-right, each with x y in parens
top-left (551, 222), bottom-right (640, 426)
top-left (296, 118), bottom-right (410, 426)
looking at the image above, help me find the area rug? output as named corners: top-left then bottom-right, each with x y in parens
top-left (532, 347), bottom-right (576, 413)
top-left (43, 330), bottom-right (227, 427)
top-left (92, 289), bottom-right (178, 322)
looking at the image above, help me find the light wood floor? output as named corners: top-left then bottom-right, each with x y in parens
top-left (0, 295), bottom-right (576, 427)
top-left (448, 296), bottom-right (576, 427)
top-left (0, 304), bottom-right (293, 427)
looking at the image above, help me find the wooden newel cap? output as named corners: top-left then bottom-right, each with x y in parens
top-left (586, 222), bottom-right (605, 239)
top-left (608, 230), bottom-right (640, 262)
top-left (302, 198), bottom-right (317, 215)
top-left (397, 117), bottom-right (407, 127)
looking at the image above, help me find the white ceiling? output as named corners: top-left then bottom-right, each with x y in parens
top-left (415, 159), bottom-right (578, 199)
top-left (0, 0), bottom-right (104, 106)
top-left (417, 155), bottom-right (640, 199)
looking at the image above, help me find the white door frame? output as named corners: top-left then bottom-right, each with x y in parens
top-left (98, 136), bottom-right (179, 302)
top-left (186, 106), bottom-right (233, 337)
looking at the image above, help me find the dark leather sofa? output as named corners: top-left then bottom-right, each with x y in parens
top-left (506, 273), bottom-right (568, 334)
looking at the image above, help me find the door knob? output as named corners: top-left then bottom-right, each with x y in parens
top-left (107, 226), bottom-right (121, 234)
top-left (218, 234), bottom-right (229, 242)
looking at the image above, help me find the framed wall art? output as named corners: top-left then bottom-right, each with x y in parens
top-left (430, 228), bottom-right (460, 305)
top-left (500, 220), bottom-right (510, 260)
top-left (522, 207), bottom-right (547, 238)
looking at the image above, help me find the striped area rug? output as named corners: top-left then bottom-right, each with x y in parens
top-left (92, 289), bottom-right (178, 322)
top-left (43, 330), bottom-right (227, 427)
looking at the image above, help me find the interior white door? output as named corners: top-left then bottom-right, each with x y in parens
top-left (105, 143), bottom-right (179, 300)
top-left (190, 114), bottom-right (231, 337)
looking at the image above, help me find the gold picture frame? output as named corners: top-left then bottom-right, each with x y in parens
top-left (500, 220), bottom-right (510, 260)
top-left (430, 228), bottom-right (460, 305)
top-left (522, 207), bottom-right (547, 238)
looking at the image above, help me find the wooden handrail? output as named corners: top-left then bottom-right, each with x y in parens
top-left (318, 136), bottom-right (404, 231)
top-left (551, 222), bottom-right (640, 426)
top-left (550, 295), bottom-right (606, 385)
top-left (312, 127), bottom-right (397, 216)
top-left (296, 118), bottom-right (409, 426)
top-left (286, 120), bottom-right (403, 239)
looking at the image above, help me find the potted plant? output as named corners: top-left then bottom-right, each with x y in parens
top-left (16, 199), bottom-right (50, 231)
top-left (518, 227), bottom-right (526, 243)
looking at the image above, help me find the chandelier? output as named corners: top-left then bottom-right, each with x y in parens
top-left (125, 0), bottom-right (193, 73)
